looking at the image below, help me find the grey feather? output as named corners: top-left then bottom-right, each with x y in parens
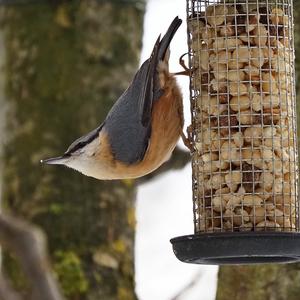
top-left (104, 58), bottom-right (154, 164)
top-left (158, 16), bottom-right (182, 62)
top-left (105, 17), bottom-right (182, 164)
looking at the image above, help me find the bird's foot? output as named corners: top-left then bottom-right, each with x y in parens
top-left (172, 52), bottom-right (197, 76)
top-left (181, 125), bottom-right (194, 152)
top-left (173, 70), bottom-right (190, 76)
top-left (179, 52), bottom-right (190, 71)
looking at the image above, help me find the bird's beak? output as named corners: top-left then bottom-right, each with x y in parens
top-left (40, 155), bottom-right (69, 165)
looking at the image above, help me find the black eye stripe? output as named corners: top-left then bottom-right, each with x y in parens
top-left (67, 142), bottom-right (85, 154)
top-left (65, 123), bottom-right (104, 155)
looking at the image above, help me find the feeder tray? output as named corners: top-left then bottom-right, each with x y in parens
top-left (172, 0), bottom-right (300, 265)
top-left (171, 232), bottom-right (300, 264)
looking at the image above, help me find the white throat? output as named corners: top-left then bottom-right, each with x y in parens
top-left (65, 138), bottom-right (108, 179)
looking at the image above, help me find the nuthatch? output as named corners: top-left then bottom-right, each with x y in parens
top-left (41, 17), bottom-right (187, 180)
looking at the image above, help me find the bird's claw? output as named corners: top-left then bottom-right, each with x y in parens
top-left (179, 52), bottom-right (190, 71)
top-left (173, 52), bottom-right (197, 76)
top-left (181, 125), bottom-right (194, 152)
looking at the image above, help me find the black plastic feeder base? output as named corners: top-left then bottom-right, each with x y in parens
top-left (170, 232), bottom-right (300, 265)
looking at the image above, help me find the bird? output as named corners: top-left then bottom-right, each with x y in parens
top-left (41, 16), bottom-right (188, 180)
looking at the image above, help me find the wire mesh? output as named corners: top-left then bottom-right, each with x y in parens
top-left (187, 0), bottom-right (299, 233)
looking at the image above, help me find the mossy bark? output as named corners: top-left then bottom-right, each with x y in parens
top-left (0, 1), bottom-right (144, 299)
top-left (217, 2), bottom-right (300, 300)
top-left (216, 264), bottom-right (300, 300)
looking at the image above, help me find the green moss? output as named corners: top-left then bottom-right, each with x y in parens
top-left (49, 202), bottom-right (64, 215)
top-left (54, 251), bottom-right (89, 297)
top-left (217, 257), bottom-right (300, 299)
top-left (2, 252), bottom-right (30, 293)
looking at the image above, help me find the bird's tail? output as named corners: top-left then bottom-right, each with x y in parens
top-left (158, 16), bottom-right (182, 62)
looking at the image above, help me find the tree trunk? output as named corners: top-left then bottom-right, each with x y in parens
top-left (216, 264), bottom-right (300, 300)
top-left (0, 1), bottom-right (144, 299)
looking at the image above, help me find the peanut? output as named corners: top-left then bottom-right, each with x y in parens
top-left (230, 95), bottom-right (250, 111)
top-left (215, 160), bottom-right (230, 170)
top-left (225, 37), bottom-right (243, 49)
top-left (200, 48), bottom-right (210, 71)
top-left (233, 208), bottom-right (250, 226)
top-left (253, 24), bottom-right (268, 46)
top-left (207, 174), bottom-right (226, 190)
top-left (251, 47), bottom-right (265, 68)
top-left (262, 94), bottom-right (280, 109)
top-left (200, 27), bottom-right (216, 45)
top-left (256, 220), bottom-right (281, 231)
top-left (268, 208), bottom-right (285, 226)
top-left (225, 171), bottom-right (242, 192)
top-left (206, 4), bottom-right (228, 26)
top-left (232, 131), bottom-right (244, 148)
top-left (221, 141), bottom-right (240, 164)
top-left (244, 126), bottom-right (262, 146)
top-left (232, 46), bottom-right (251, 64)
top-left (225, 195), bottom-right (242, 209)
top-left (243, 195), bottom-right (263, 207)
top-left (215, 187), bottom-right (230, 195)
top-left (260, 146), bottom-right (273, 161)
top-left (219, 23), bottom-right (235, 37)
top-left (256, 187), bottom-right (272, 200)
top-left (227, 69), bottom-right (246, 81)
top-left (250, 206), bottom-right (266, 224)
top-left (227, 5), bottom-right (239, 23)
top-left (240, 222), bottom-right (253, 231)
top-left (259, 171), bottom-right (273, 191)
top-left (229, 82), bottom-right (248, 96)
top-left (262, 72), bottom-right (278, 94)
top-left (244, 65), bottom-right (260, 78)
top-left (237, 110), bottom-right (253, 125)
top-left (246, 14), bottom-right (259, 33)
top-left (210, 78), bottom-right (227, 92)
top-left (211, 63), bottom-right (227, 80)
top-left (212, 195), bottom-right (226, 212)
top-left (252, 94), bottom-right (263, 112)
top-left (270, 8), bottom-right (286, 25)
top-left (201, 152), bottom-right (219, 163)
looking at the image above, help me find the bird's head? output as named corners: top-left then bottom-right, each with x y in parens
top-left (41, 126), bottom-right (103, 178)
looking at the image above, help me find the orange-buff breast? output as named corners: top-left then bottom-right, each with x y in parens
top-left (97, 76), bottom-right (183, 179)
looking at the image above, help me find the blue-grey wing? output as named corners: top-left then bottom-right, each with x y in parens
top-left (104, 57), bottom-right (156, 164)
top-left (64, 45), bottom-right (157, 162)
top-left (105, 17), bottom-right (182, 165)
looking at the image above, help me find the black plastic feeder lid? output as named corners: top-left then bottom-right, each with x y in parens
top-left (170, 232), bottom-right (300, 265)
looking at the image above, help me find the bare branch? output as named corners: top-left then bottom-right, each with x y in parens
top-left (170, 271), bottom-right (203, 300)
top-left (0, 273), bottom-right (23, 300)
top-left (0, 213), bottom-right (64, 300)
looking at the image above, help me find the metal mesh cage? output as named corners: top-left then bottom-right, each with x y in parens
top-left (187, 0), bottom-right (299, 234)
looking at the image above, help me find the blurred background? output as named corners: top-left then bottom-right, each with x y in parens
top-left (0, 0), bottom-right (300, 299)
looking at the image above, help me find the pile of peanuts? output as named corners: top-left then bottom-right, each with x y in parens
top-left (189, 4), bottom-right (298, 232)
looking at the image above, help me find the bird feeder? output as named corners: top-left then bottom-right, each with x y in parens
top-left (171, 0), bottom-right (300, 264)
